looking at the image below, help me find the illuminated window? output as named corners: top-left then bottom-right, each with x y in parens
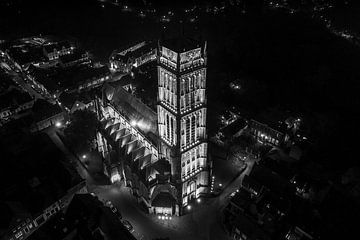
top-left (15, 231), bottom-right (23, 238)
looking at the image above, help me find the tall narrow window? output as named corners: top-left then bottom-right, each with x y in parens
top-left (166, 114), bottom-right (170, 140)
top-left (170, 118), bottom-right (174, 144)
top-left (191, 115), bottom-right (196, 144)
top-left (186, 118), bottom-right (190, 146)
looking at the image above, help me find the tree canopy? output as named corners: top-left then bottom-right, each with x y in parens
top-left (64, 109), bottom-right (98, 155)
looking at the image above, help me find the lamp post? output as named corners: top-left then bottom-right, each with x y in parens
top-left (158, 214), bottom-right (172, 228)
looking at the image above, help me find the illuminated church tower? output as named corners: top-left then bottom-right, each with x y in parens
top-left (157, 37), bottom-right (210, 208)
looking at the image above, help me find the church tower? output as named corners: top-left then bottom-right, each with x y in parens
top-left (157, 37), bottom-right (210, 208)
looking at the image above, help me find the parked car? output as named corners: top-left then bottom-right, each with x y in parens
top-left (105, 201), bottom-right (122, 219)
top-left (121, 220), bottom-right (134, 233)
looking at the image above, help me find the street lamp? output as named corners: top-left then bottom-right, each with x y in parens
top-left (55, 121), bottom-right (62, 128)
top-left (130, 120), bottom-right (137, 127)
top-left (187, 205), bottom-right (191, 210)
top-left (197, 198), bottom-right (201, 203)
top-left (82, 154), bottom-right (87, 159)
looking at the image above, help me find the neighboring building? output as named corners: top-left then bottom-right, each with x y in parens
top-left (77, 65), bottom-right (111, 91)
top-left (42, 41), bottom-right (73, 61)
top-left (109, 41), bottom-right (157, 73)
top-left (224, 183), bottom-right (291, 240)
top-left (6, 37), bottom-right (74, 69)
top-left (131, 41), bottom-right (158, 68)
top-left (62, 194), bottom-right (137, 240)
top-left (59, 49), bottom-right (90, 68)
top-left (221, 118), bottom-right (248, 139)
top-left (26, 64), bottom-right (110, 98)
top-left (157, 37), bottom-right (210, 208)
top-left (110, 41), bottom-right (147, 72)
top-left (223, 188), bottom-right (270, 240)
top-left (58, 89), bottom-right (98, 113)
top-left (248, 119), bottom-right (285, 146)
top-left (0, 71), bottom-right (15, 92)
top-left (30, 99), bottom-right (64, 132)
top-left (0, 87), bottom-right (35, 123)
top-left (0, 132), bottom-right (86, 240)
top-left (110, 53), bottom-right (133, 73)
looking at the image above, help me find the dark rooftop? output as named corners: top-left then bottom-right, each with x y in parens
top-left (43, 41), bottom-right (71, 53)
top-left (221, 118), bottom-right (247, 137)
top-left (28, 64), bottom-right (109, 93)
top-left (58, 89), bottom-right (98, 110)
top-left (113, 53), bottom-right (129, 62)
top-left (59, 49), bottom-right (88, 65)
top-left (65, 194), bottom-right (137, 240)
top-left (0, 87), bottom-right (33, 111)
top-left (230, 188), bottom-right (252, 209)
top-left (8, 46), bottom-right (47, 65)
top-left (232, 214), bottom-right (270, 240)
top-left (31, 99), bottom-right (62, 122)
top-left (0, 132), bottom-right (82, 231)
top-left (0, 71), bottom-right (15, 93)
top-left (125, 41), bottom-right (157, 59)
top-left (151, 192), bottom-right (176, 208)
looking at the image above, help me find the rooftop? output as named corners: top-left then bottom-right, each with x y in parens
top-left (65, 194), bottom-right (137, 240)
top-left (8, 46), bottom-right (47, 65)
top-left (151, 192), bottom-right (176, 208)
top-left (125, 41), bottom-right (157, 59)
top-left (221, 118), bottom-right (247, 137)
top-left (59, 49), bottom-right (88, 65)
top-left (0, 71), bottom-right (15, 93)
top-left (31, 99), bottom-right (62, 122)
top-left (0, 132), bottom-right (82, 231)
top-left (58, 89), bottom-right (99, 110)
top-left (28, 64), bottom-right (110, 93)
top-left (232, 214), bottom-right (270, 240)
top-left (43, 41), bottom-right (71, 53)
top-left (0, 87), bottom-right (33, 111)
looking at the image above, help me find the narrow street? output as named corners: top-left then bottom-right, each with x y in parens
top-left (0, 53), bottom-right (44, 100)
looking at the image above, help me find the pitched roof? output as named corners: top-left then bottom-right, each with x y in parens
top-left (222, 118), bottom-right (247, 137)
top-left (43, 41), bottom-right (71, 53)
top-left (151, 192), bottom-right (176, 208)
top-left (59, 49), bottom-right (87, 64)
top-left (59, 90), bottom-right (96, 110)
top-left (0, 88), bottom-right (33, 110)
top-left (31, 99), bottom-right (62, 121)
top-left (232, 214), bottom-right (270, 240)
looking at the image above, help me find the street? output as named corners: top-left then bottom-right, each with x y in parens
top-left (0, 52), bottom-right (44, 100)
top-left (87, 157), bottom-right (255, 240)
